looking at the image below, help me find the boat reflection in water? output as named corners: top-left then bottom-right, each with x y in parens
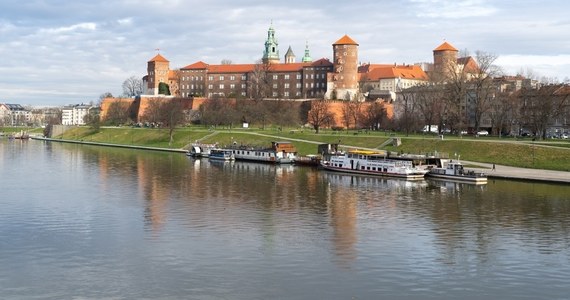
top-left (426, 177), bottom-right (488, 192)
top-left (323, 172), bottom-right (428, 190)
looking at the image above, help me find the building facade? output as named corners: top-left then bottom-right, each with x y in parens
top-left (62, 104), bottom-right (93, 125)
top-left (0, 104), bottom-right (31, 126)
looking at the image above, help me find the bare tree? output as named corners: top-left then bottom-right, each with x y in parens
top-left (159, 98), bottom-right (187, 146)
top-left (248, 60), bottom-right (272, 102)
top-left (221, 59), bottom-right (233, 65)
top-left (122, 76), bottom-right (144, 97)
top-left (141, 99), bottom-right (163, 124)
top-left (395, 88), bottom-right (420, 136)
top-left (308, 100), bottom-right (334, 133)
top-left (103, 101), bottom-right (130, 125)
top-left (361, 101), bottom-right (388, 130)
top-left (469, 51), bottom-right (502, 132)
top-left (519, 84), bottom-right (569, 139)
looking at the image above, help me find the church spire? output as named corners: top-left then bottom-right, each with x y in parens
top-left (301, 41), bottom-right (312, 63)
top-left (262, 22), bottom-right (280, 64)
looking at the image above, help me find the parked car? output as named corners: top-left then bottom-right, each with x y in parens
top-left (477, 130), bottom-right (489, 136)
top-left (562, 133), bottom-right (569, 139)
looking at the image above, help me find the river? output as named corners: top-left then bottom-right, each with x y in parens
top-left (1, 139), bottom-right (569, 299)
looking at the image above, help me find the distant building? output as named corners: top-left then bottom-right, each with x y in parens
top-left (62, 104), bottom-right (93, 125)
top-left (0, 103), bottom-right (31, 126)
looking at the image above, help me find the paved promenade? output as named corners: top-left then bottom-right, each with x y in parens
top-left (465, 161), bottom-right (570, 184)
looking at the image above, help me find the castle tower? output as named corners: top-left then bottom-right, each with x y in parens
top-left (327, 35), bottom-right (359, 101)
top-left (147, 53), bottom-right (170, 95)
top-left (262, 22), bottom-right (280, 64)
top-left (433, 41), bottom-right (458, 80)
top-left (301, 41), bottom-right (312, 63)
top-left (284, 46), bottom-right (295, 64)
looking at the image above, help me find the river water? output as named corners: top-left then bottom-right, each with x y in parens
top-left (1, 139), bottom-right (569, 299)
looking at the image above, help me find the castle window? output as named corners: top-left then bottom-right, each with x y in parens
top-left (230, 84), bottom-right (235, 89)
top-left (219, 75), bottom-right (224, 80)
top-left (284, 74), bottom-right (290, 80)
top-left (241, 75), bottom-right (247, 80)
top-left (284, 92), bottom-right (289, 97)
top-left (284, 83), bottom-right (290, 89)
top-left (297, 74), bottom-right (302, 80)
top-left (230, 75), bottom-right (235, 80)
top-left (273, 75), bottom-right (278, 80)
top-left (219, 84), bottom-right (224, 89)
top-left (208, 76), bottom-right (214, 81)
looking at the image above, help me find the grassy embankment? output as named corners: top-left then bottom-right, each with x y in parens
top-left (51, 126), bottom-right (570, 171)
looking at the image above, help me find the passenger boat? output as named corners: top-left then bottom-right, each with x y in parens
top-left (208, 149), bottom-right (235, 161)
top-left (426, 159), bottom-right (487, 184)
top-left (226, 141), bottom-right (297, 164)
top-left (187, 143), bottom-right (218, 157)
top-left (320, 149), bottom-right (428, 180)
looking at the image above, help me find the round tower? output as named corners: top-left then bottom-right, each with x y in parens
top-left (147, 53), bottom-right (170, 95)
top-left (329, 35), bottom-right (359, 100)
top-left (433, 41), bottom-right (458, 80)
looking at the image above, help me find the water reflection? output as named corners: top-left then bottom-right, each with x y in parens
top-left (3, 140), bottom-right (570, 299)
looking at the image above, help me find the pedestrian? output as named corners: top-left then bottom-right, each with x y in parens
top-left (492, 163), bottom-right (496, 171)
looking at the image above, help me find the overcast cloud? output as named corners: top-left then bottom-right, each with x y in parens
top-left (1, 0), bottom-right (569, 106)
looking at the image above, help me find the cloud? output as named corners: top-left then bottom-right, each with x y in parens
top-left (410, 0), bottom-right (498, 18)
top-left (0, 0), bottom-right (568, 106)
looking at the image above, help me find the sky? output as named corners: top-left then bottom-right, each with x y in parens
top-left (1, 0), bottom-right (569, 107)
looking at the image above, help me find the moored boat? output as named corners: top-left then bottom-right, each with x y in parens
top-left (226, 141), bottom-right (297, 164)
top-left (187, 143), bottom-right (218, 158)
top-left (426, 159), bottom-right (487, 184)
top-left (208, 149), bottom-right (235, 161)
top-left (320, 149), bottom-right (428, 180)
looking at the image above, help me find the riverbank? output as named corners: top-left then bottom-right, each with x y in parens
top-left (30, 135), bottom-right (570, 184)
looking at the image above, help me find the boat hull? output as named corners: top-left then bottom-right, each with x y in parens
top-left (426, 173), bottom-right (487, 184)
top-left (321, 164), bottom-right (426, 180)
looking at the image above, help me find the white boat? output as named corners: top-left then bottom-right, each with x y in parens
top-left (226, 141), bottom-right (297, 164)
top-left (320, 149), bottom-right (428, 180)
top-left (208, 149), bottom-right (235, 161)
top-left (426, 159), bottom-right (487, 184)
top-left (187, 143), bottom-right (218, 158)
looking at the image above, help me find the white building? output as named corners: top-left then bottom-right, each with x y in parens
top-left (0, 103), bottom-right (32, 126)
top-left (62, 104), bottom-right (92, 125)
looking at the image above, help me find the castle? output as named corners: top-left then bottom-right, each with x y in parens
top-left (141, 24), bottom-right (474, 102)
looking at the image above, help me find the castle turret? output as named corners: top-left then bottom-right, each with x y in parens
top-left (284, 46), bottom-right (295, 64)
top-left (326, 35), bottom-right (359, 100)
top-left (301, 41), bottom-right (312, 63)
top-left (433, 41), bottom-right (458, 80)
top-left (262, 23), bottom-right (280, 64)
top-left (146, 53), bottom-right (170, 95)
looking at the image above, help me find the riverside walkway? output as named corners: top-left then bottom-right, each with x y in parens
top-left (465, 161), bottom-right (570, 184)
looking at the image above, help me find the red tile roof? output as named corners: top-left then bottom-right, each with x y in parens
top-left (333, 35), bottom-right (358, 46)
top-left (433, 41), bottom-right (458, 52)
top-left (182, 61), bottom-right (208, 69)
top-left (207, 64), bottom-right (256, 73)
top-left (311, 58), bottom-right (333, 67)
top-left (180, 60), bottom-right (332, 74)
top-left (148, 54), bottom-right (169, 63)
top-left (364, 65), bottom-right (428, 81)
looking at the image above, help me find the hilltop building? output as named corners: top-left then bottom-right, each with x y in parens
top-left (140, 24), bottom-right (435, 102)
top-left (61, 104), bottom-right (94, 125)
